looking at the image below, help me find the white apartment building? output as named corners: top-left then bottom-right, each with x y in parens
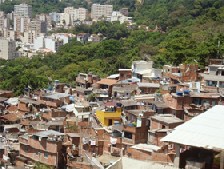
top-left (132, 60), bottom-right (162, 81)
top-left (0, 38), bottom-right (16, 60)
top-left (109, 11), bottom-right (132, 24)
top-left (52, 33), bottom-right (76, 44)
top-left (91, 4), bottom-right (113, 20)
top-left (63, 7), bottom-right (87, 25)
top-left (74, 8), bottom-right (87, 21)
top-left (14, 4), bottom-right (32, 18)
top-left (34, 36), bottom-right (44, 50)
top-left (44, 37), bottom-right (63, 53)
top-left (34, 36), bottom-right (63, 53)
top-left (60, 13), bottom-right (71, 26)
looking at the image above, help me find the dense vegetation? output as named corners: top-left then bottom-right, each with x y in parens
top-left (1, 0), bottom-right (224, 94)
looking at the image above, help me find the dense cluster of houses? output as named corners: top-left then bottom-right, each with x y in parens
top-left (1, 59), bottom-right (224, 169)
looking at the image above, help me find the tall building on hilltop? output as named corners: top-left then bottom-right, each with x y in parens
top-left (91, 4), bottom-right (113, 20)
top-left (0, 38), bottom-right (16, 60)
top-left (14, 3), bottom-right (32, 18)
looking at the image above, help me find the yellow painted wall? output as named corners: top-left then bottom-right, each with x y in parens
top-left (96, 107), bottom-right (122, 126)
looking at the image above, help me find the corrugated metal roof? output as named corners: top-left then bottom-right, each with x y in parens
top-left (161, 105), bottom-right (224, 151)
top-left (131, 143), bottom-right (160, 153)
top-left (33, 130), bottom-right (64, 138)
top-left (137, 82), bottom-right (160, 88)
top-left (43, 93), bottom-right (70, 100)
top-left (107, 74), bottom-right (119, 79)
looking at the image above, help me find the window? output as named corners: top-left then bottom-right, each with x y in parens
top-left (44, 152), bottom-right (48, 158)
top-left (24, 145), bottom-right (29, 152)
top-left (124, 132), bottom-right (132, 139)
top-left (222, 71), bottom-right (224, 76)
top-left (108, 119), bottom-right (113, 126)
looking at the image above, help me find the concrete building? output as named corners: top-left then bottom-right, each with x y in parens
top-left (0, 12), bottom-right (9, 29)
top-left (0, 38), bottom-right (16, 60)
top-left (91, 4), bottom-right (113, 20)
top-left (14, 16), bottom-right (30, 33)
top-left (64, 7), bottom-right (75, 14)
top-left (109, 11), bottom-right (132, 24)
top-left (74, 8), bottom-right (87, 21)
top-left (33, 36), bottom-right (64, 53)
top-left (21, 30), bottom-right (36, 44)
top-left (36, 14), bottom-right (51, 29)
top-left (34, 36), bottom-right (44, 50)
top-left (29, 19), bottom-right (47, 34)
top-left (132, 60), bottom-right (162, 82)
top-left (200, 59), bottom-right (224, 93)
top-left (60, 13), bottom-right (71, 26)
top-left (49, 12), bottom-right (61, 23)
top-left (3, 29), bottom-right (16, 40)
top-left (52, 33), bottom-right (76, 44)
top-left (64, 7), bottom-right (87, 23)
top-left (14, 4), bottom-right (32, 18)
top-left (119, 8), bottom-right (129, 16)
top-left (44, 37), bottom-right (63, 53)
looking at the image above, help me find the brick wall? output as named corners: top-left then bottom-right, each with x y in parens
top-left (152, 152), bottom-right (173, 163)
top-left (151, 120), bottom-right (160, 130)
top-left (127, 148), bottom-right (152, 161)
top-left (68, 161), bottom-right (93, 169)
top-left (148, 131), bottom-right (167, 146)
top-left (20, 142), bottom-right (62, 166)
top-left (151, 119), bottom-right (183, 131)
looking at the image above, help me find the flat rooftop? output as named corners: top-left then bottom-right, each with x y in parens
top-left (151, 114), bottom-right (183, 125)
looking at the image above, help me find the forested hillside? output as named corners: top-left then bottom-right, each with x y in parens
top-left (1, 0), bottom-right (224, 94)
